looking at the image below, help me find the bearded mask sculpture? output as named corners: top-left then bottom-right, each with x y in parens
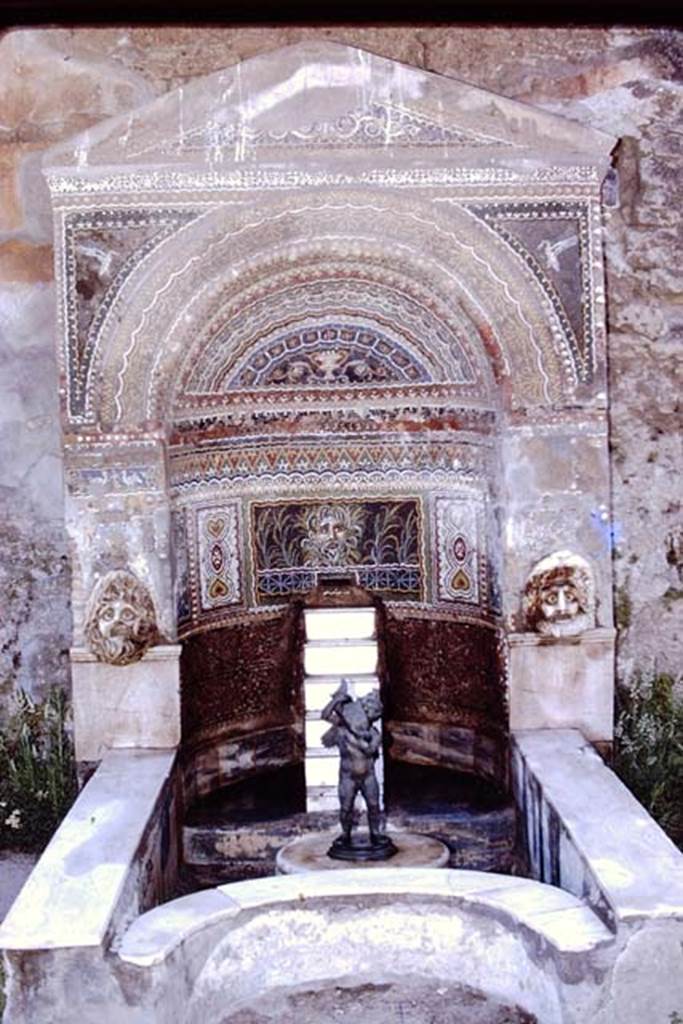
top-left (523, 551), bottom-right (595, 638)
top-left (85, 570), bottom-right (158, 665)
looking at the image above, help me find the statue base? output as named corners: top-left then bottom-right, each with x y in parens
top-left (327, 833), bottom-right (398, 862)
top-left (276, 830), bottom-right (449, 874)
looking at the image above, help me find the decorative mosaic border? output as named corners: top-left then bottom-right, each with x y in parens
top-left (169, 101), bottom-right (517, 156)
top-left (46, 165), bottom-right (602, 200)
top-left (433, 493), bottom-right (488, 609)
top-left (186, 501), bottom-right (244, 624)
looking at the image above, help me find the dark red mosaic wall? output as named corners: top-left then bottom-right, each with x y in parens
top-left (180, 603), bottom-right (305, 748)
top-left (380, 606), bottom-right (508, 784)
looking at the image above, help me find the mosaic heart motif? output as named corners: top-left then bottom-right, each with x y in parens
top-left (208, 577), bottom-right (230, 600)
top-left (450, 569), bottom-right (471, 592)
top-left (206, 517), bottom-right (225, 538)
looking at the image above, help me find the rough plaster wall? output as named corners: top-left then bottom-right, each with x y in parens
top-left (0, 25), bottom-right (680, 711)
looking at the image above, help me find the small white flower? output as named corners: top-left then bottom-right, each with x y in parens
top-left (4, 809), bottom-right (22, 830)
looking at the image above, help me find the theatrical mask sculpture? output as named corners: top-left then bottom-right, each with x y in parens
top-left (85, 570), bottom-right (158, 665)
top-left (523, 550), bottom-right (595, 638)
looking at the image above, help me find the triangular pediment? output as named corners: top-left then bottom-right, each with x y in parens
top-left (44, 41), bottom-right (615, 175)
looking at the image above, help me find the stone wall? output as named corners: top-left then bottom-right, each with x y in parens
top-left (0, 25), bottom-right (680, 711)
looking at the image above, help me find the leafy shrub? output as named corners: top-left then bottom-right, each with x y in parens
top-left (0, 688), bottom-right (77, 853)
top-left (615, 673), bottom-right (683, 851)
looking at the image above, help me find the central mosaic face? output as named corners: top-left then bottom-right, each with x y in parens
top-left (228, 323), bottom-right (431, 389)
top-left (250, 498), bottom-right (423, 603)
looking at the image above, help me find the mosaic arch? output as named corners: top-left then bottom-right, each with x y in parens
top-left (82, 194), bottom-right (593, 431)
top-left (46, 43), bottom-right (615, 771)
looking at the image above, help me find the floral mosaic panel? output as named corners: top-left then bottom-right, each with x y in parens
top-left (434, 495), bottom-right (485, 606)
top-left (250, 498), bottom-right (423, 604)
top-left (195, 504), bottom-right (242, 612)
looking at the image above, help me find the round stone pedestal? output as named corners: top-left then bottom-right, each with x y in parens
top-left (276, 831), bottom-right (449, 874)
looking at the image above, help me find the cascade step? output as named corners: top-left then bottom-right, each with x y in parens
top-left (305, 756), bottom-right (340, 788)
top-left (305, 788), bottom-right (340, 813)
top-left (303, 676), bottom-right (381, 713)
top-left (304, 607), bottom-right (376, 642)
top-left (304, 639), bottom-right (378, 676)
top-left (306, 716), bottom-right (387, 750)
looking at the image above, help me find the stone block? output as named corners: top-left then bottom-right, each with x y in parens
top-left (71, 644), bottom-right (181, 762)
top-left (508, 628), bottom-right (615, 742)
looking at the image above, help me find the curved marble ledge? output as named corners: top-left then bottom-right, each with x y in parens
top-left (118, 867), bottom-right (613, 969)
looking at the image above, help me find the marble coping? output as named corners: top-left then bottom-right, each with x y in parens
top-left (119, 867), bottom-right (613, 969)
top-left (513, 729), bottom-right (683, 924)
top-left (507, 629), bottom-right (616, 649)
top-left (0, 748), bottom-right (177, 951)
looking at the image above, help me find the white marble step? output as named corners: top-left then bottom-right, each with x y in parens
top-left (304, 640), bottom-right (378, 677)
top-left (306, 716), bottom-right (385, 749)
top-left (305, 788), bottom-right (340, 813)
top-left (305, 756), bottom-right (340, 788)
top-left (304, 607), bottom-right (376, 641)
top-left (304, 675), bottom-right (380, 714)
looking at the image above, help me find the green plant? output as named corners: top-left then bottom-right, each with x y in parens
top-left (615, 673), bottom-right (683, 851)
top-left (0, 688), bottom-right (77, 853)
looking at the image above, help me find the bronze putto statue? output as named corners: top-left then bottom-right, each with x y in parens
top-left (321, 678), bottom-right (397, 861)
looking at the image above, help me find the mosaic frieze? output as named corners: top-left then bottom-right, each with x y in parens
top-left (250, 498), bottom-right (423, 604)
top-left (63, 208), bottom-right (198, 423)
top-left (46, 165), bottom-right (601, 199)
top-left (226, 323), bottom-right (431, 389)
top-left (170, 404), bottom-right (497, 447)
top-left (468, 201), bottom-right (594, 384)
top-left (169, 437), bottom-right (489, 493)
top-left (166, 102), bottom-right (516, 159)
top-left (434, 495), bottom-right (485, 606)
top-left (64, 438), bottom-right (166, 496)
top-left (193, 504), bottom-right (243, 613)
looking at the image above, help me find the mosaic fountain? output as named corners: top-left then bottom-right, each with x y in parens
top-left (1, 41), bottom-right (682, 1024)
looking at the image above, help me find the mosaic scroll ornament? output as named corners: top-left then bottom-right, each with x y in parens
top-left (251, 498), bottom-right (423, 604)
top-left (434, 496), bottom-right (483, 605)
top-left (196, 505), bottom-right (242, 610)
